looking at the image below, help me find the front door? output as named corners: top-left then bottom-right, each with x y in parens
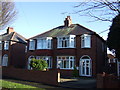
top-left (80, 59), bottom-right (91, 76)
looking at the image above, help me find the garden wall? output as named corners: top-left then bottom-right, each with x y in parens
top-left (97, 74), bottom-right (120, 88)
top-left (2, 67), bottom-right (60, 86)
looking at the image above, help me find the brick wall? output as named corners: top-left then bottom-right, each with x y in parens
top-left (97, 74), bottom-right (120, 88)
top-left (2, 67), bottom-right (60, 85)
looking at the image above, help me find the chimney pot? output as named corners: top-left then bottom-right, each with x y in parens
top-left (7, 27), bottom-right (14, 34)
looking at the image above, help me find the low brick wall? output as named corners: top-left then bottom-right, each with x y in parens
top-left (2, 67), bottom-right (60, 85)
top-left (97, 74), bottom-right (120, 88)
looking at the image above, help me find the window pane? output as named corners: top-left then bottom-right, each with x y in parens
top-left (37, 39), bottom-right (42, 49)
top-left (85, 36), bottom-right (91, 48)
top-left (66, 60), bottom-right (69, 68)
top-left (29, 40), bottom-right (35, 50)
top-left (4, 41), bottom-right (9, 50)
top-left (64, 60), bottom-right (66, 68)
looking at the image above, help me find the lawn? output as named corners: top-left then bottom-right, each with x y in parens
top-left (0, 80), bottom-right (44, 89)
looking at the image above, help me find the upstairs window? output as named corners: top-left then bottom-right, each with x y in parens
top-left (57, 35), bottom-right (75, 48)
top-left (4, 41), bottom-right (9, 50)
top-left (81, 34), bottom-right (91, 48)
top-left (29, 39), bottom-right (35, 50)
top-left (37, 37), bottom-right (52, 49)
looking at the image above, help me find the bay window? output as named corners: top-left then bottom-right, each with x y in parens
top-left (36, 56), bottom-right (52, 68)
top-left (57, 56), bottom-right (75, 69)
top-left (81, 34), bottom-right (91, 48)
top-left (57, 35), bottom-right (75, 48)
top-left (37, 37), bottom-right (52, 49)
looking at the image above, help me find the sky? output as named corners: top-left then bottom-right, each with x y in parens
top-left (1, 1), bottom-right (113, 53)
top-left (1, 2), bottom-right (112, 39)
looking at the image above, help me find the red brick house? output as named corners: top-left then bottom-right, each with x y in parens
top-left (0, 27), bottom-right (27, 68)
top-left (26, 16), bottom-right (107, 77)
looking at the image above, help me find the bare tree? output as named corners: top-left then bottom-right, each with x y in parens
top-left (73, 0), bottom-right (120, 22)
top-left (0, 0), bottom-right (17, 30)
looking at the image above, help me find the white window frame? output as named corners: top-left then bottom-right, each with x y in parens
top-left (57, 56), bottom-right (75, 69)
top-left (36, 56), bottom-right (52, 68)
top-left (57, 35), bottom-right (75, 48)
top-left (4, 41), bottom-right (9, 50)
top-left (81, 34), bottom-right (91, 48)
top-left (28, 56), bottom-right (35, 70)
top-left (37, 37), bottom-right (52, 49)
top-left (29, 39), bottom-right (35, 50)
top-left (79, 55), bottom-right (92, 77)
top-left (2, 54), bottom-right (8, 66)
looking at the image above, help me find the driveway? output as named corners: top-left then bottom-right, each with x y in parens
top-left (59, 77), bottom-right (96, 88)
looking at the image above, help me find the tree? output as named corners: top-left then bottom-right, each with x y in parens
top-left (30, 58), bottom-right (48, 71)
top-left (73, 0), bottom-right (120, 58)
top-left (107, 14), bottom-right (120, 59)
top-left (73, 0), bottom-right (120, 22)
top-left (0, 0), bottom-right (17, 30)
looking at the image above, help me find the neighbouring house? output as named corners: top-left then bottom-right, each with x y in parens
top-left (0, 27), bottom-right (27, 68)
top-left (107, 54), bottom-right (120, 76)
top-left (26, 16), bottom-right (107, 77)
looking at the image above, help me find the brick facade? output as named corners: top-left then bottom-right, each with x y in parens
top-left (26, 17), bottom-right (107, 77)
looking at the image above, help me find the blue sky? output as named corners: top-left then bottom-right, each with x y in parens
top-left (1, 2), bottom-right (111, 40)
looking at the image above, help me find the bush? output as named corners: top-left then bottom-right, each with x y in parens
top-left (72, 66), bottom-right (79, 77)
top-left (30, 58), bottom-right (48, 71)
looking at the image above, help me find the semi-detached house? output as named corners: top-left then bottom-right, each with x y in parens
top-left (0, 27), bottom-right (27, 68)
top-left (26, 16), bottom-right (107, 77)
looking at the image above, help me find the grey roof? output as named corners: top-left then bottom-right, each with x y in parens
top-left (0, 32), bottom-right (27, 44)
top-left (30, 24), bottom-right (95, 39)
top-left (0, 32), bottom-right (14, 41)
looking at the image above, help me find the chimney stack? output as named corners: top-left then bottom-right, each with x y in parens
top-left (64, 16), bottom-right (72, 27)
top-left (7, 27), bottom-right (14, 34)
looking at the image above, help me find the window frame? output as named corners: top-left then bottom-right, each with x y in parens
top-left (36, 56), bottom-right (52, 69)
top-left (81, 34), bottom-right (91, 48)
top-left (2, 54), bottom-right (8, 66)
top-left (57, 56), bottom-right (75, 69)
top-left (4, 41), bottom-right (9, 50)
top-left (37, 37), bottom-right (52, 49)
top-left (29, 39), bottom-right (35, 50)
top-left (57, 35), bottom-right (76, 48)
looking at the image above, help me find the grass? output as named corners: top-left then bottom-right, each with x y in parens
top-left (0, 80), bottom-right (44, 89)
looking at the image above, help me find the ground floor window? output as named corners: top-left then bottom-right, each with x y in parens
top-left (2, 54), bottom-right (8, 66)
top-left (36, 56), bottom-right (52, 68)
top-left (28, 56), bottom-right (52, 69)
top-left (57, 56), bottom-right (75, 69)
top-left (28, 56), bottom-right (35, 70)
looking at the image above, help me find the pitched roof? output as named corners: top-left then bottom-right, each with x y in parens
top-left (0, 32), bottom-right (27, 44)
top-left (30, 24), bottom-right (95, 39)
top-left (0, 32), bottom-right (14, 41)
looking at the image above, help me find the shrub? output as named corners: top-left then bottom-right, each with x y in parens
top-left (72, 66), bottom-right (79, 77)
top-left (30, 58), bottom-right (48, 71)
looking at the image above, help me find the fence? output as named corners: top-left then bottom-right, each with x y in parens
top-left (97, 74), bottom-right (120, 88)
top-left (2, 66), bottom-right (60, 85)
